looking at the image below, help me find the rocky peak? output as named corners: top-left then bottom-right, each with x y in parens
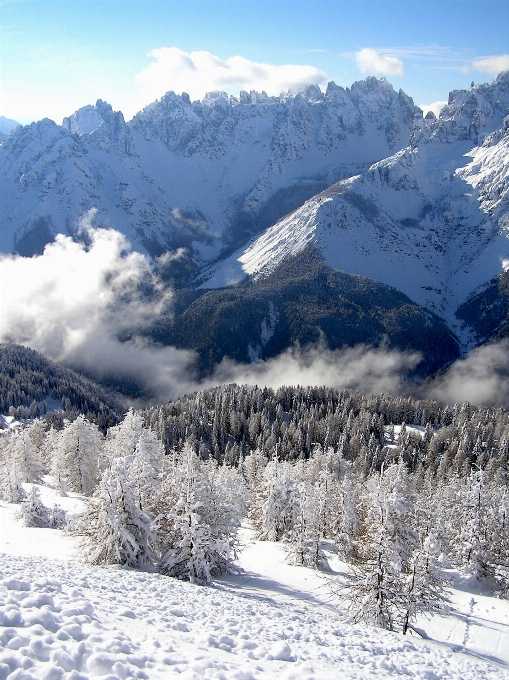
top-left (63, 104), bottom-right (104, 136)
top-left (411, 71), bottom-right (509, 148)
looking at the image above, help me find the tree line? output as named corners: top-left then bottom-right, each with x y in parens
top-left (145, 384), bottom-right (509, 483)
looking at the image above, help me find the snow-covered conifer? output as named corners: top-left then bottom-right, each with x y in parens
top-left (340, 462), bottom-right (417, 631)
top-left (73, 456), bottom-right (157, 568)
top-left (104, 410), bottom-right (163, 514)
top-left (400, 530), bottom-right (450, 634)
top-left (250, 458), bottom-right (298, 542)
top-left (287, 481), bottom-right (324, 568)
top-left (48, 503), bottom-right (67, 529)
top-left (157, 444), bottom-right (239, 584)
top-left (51, 416), bottom-right (102, 495)
top-left (0, 429), bottom-right (42, 502)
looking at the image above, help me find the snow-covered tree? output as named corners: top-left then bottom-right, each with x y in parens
top-left (340, 463), bottom-right (417, 631)
top-left (250, 458), bottom-right (298, 542)
top-left (25, 420), bottom-right (51, 473)
top-left (48, 503), bottom-right (67, 529)
top-left (104, 409), bottom-right (147, 460)
top-left (287, 480), bottom-right (324, 568)
top-left (400, 531), bottom-right (450, 635)
top-left (156, 445), bottom-right (239, 584)
top-left (0, 428), bottom-right (43, 502)
top-left (73, 456), bottom-right (157, 568)
top-left (51, 416), bottom-right (102, 495)
top-left (18, 486), bottom-right (49, 527)
top-left (104, 410), bottom-right (163, 514)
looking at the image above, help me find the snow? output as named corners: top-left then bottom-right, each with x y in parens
top-left (0, 417), bottom-right (21, 434)
top-left (1, 485), bottom-right (509, 679)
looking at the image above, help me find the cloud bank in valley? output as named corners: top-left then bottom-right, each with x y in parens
top-left (421, 340), bottom-right (509, 409)
top-left (207, 343), bottom-right (421, 398)
top-left (1, 225), bottom-right (509, 409)
top-left (0, 223), bottom-right (198, 402)
top-left (135, 48), bottom-right (328, 105)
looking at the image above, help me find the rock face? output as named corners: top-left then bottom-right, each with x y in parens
top-left (0, 77), bottom-right (419, 259)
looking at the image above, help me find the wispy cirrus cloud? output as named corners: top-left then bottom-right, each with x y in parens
top-left (354, 48), bottom-right (404, 76)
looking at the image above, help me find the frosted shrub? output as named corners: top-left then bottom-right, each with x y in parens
top-left (18, 487), bottom-right (49, 528)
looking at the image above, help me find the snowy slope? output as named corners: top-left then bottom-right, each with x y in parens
top-left (0, 78), bottom-right (419, 260)
top-left (1, 493), bottom-right (509, 680)
top-left (201, 73), bottom-right (509, 346)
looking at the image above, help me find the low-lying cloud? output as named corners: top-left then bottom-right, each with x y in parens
top-left (2, 224), bottom-right (509, 410)
top-left (0, 221), bottom-right (198, 402)
top-left (135, 47), bottom-right (328, 104)
top-left (208, 343), bottom-right (421, 397)
top-left (421, 340), bottom-right (509, 409)
top-left (355, 48), bottom-right (404, 76)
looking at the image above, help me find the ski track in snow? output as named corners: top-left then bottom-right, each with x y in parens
top-left (0, 501), bottom-right (509, 680)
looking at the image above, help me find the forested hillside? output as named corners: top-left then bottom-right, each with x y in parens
top-left (0, 343), bottom-right (126, 429)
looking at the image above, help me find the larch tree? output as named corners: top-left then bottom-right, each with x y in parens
top-left (73, 456), bottom-right (157, 568)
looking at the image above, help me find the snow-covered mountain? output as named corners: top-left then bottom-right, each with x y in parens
top-left (2, 73), bottom-right (509, 376)
top-left (202, 72), bottom-right (509, 348)
top-left (0, 78), bottom-right (419, 260)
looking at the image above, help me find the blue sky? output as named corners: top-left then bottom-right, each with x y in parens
top-left (1, 0), bottom-right (508, 124)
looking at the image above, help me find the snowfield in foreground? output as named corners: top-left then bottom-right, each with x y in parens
top-left (0, 496), bottom-right (509, 680)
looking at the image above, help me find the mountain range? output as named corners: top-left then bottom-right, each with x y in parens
top-left (1, 73), bottom-right (508, 387)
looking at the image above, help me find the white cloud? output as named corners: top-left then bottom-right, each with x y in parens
top-left (0, 216), bottom-right (199, 403)
top-left (134, 47), bottom-right (328, 104)
top-left (466, 54), bottom-right (509, 75)
top-left (418, 100), bottom-right (447, 118)
top-left (422, 340), bottom-right (509, 409)
top-left (207, 342), bottom-right (421, 398)
top-left (354, 48), bottom-right (404, 76)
